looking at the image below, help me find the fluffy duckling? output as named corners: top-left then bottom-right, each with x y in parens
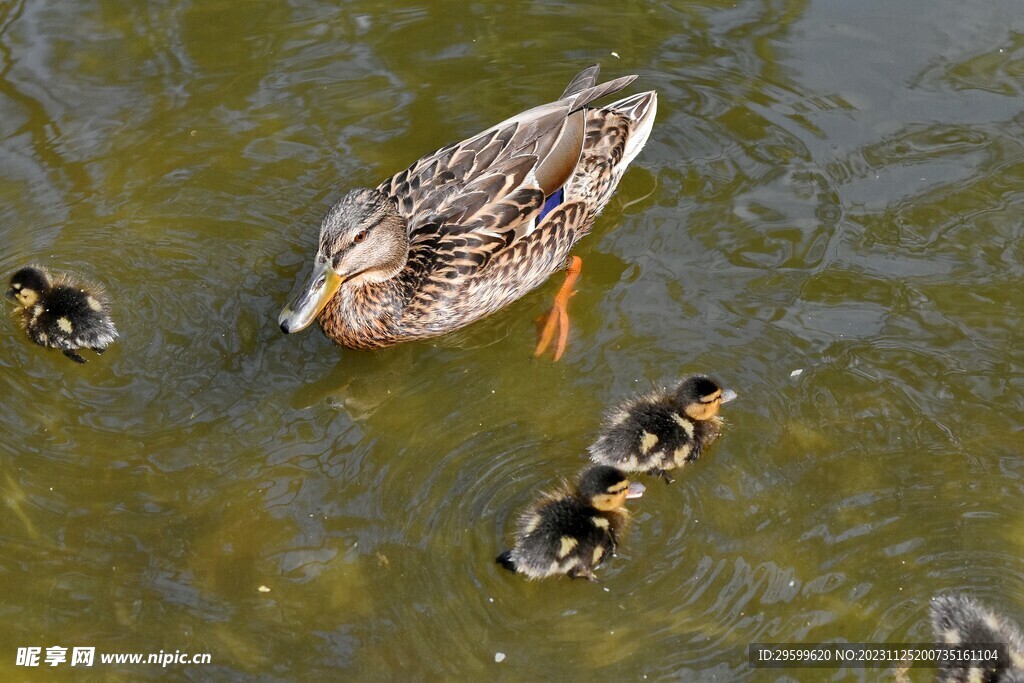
top-left (497, 465), bottom-right (645, 581)
top-left (589, 375), bottom-right (736, 483)
top-left (930, 593), bottom-right (1024, 683)
top-left (6, 266), bottom-right (118, 364)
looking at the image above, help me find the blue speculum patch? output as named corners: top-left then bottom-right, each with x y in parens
top-left (537, 187), bottom-right (565, 223)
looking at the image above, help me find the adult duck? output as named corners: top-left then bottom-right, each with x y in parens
top-left (279, 65), bottom-right (656, 359)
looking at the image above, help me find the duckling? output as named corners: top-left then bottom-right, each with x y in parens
top-left (6, 266), bottom-right (118, 364)
top-left (589, 375), bottom-right (736, 483)
top-left (496, 465), bottom-right (645, 581)
top-left (930, 593), bottom-right (1024, 683)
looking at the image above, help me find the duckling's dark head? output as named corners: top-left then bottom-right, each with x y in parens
top-left (279, 188), bottom-right (409, 333)
top-left (674, 375), bottom-right (738, 421)
top-left (577, 466), bottom-right (645, 512)
top-left (6, 266), bottom-right (50, 309)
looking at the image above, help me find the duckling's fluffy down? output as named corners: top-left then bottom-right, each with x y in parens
top-left (589, 391), bottom-right (723, 476)
top-left (930, 593), bottom-right (1024, 683)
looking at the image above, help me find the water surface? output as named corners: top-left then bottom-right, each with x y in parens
top-left (1, 0), bottom-right (1022, 680)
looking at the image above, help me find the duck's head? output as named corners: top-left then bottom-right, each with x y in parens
top-left (578, 466), bottom-right (645, 512)
top-left (675, 375), bottom-right (737, 421)
top-left (279, 188), bottom-right (409, 334)
top-left (6, 266), bottom-right (50, 309)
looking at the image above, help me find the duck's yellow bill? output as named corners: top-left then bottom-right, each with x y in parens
top-left (279, 260), bottom-right (342, 334)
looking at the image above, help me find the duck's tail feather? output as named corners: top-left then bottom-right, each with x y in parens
top-left (560, 64), bottom-right (601, 98)
top-left (562, 88), bottom-right (656, 219)
top-left (606, 90), bottom-right (658, 170)
top-left (495, 551), bottom-right (517, 572)
top-left (564, 75), bottom-right (639, 115)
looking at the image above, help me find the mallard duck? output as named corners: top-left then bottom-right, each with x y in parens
top-left (589, 375), bottom-right (736, 483)
top-left (496, 465), bottom-right (645, 581)
top-left (6, 266), bottom-right (118, 364)
top-left (930, 593), bottom-right (1024, 683)
top-left (279, 65), bottom-right (657, 359)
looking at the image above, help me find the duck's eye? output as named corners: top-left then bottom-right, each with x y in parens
top-left (353, 230), bottom-right (368, 244)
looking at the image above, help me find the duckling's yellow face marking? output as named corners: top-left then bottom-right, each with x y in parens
top-left (86, 295), bottom-right (102, 312)
top-left (557, 536), bottom-right (578, 558)
top-left (592, 480), bottom-right (631, 511)
top-left (8, 267), bottom-right (52, 308)
top-left (639, 431), bottom-right (659, 454)
top-left (523, 513), bottom-right (543, 535)
top-left (684, 389), bottom-right (727, 421)
top-left (56, 317), bottom-right (74, 334)
top-left (11, 285), bottom-right (39, 308)
top-left (32, 305), bottom-right (44, 320)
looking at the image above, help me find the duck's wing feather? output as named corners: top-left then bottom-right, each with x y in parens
top-left (377, 72), bottom-right (638, 260)
top-left (401, 200), bottom-right (590, 330)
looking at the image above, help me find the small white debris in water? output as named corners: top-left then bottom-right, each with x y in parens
top-left (258, 585), bottom-right (271, 593)
top-left (495, 652), bottom-right (506, 663)
top-left (488, 598), bottom-right (494, 603)
top-left (790, 368), bottom-right (803, 377)
top-left (603, 587), bottom-right (610, 592)
top-left (789, 580), bottom-right (795, 587)
top-left (611, 51), bottom-right (620, 58)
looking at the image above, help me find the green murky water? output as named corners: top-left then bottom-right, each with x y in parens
top-left (1, 0), bottom-right (1022, 680)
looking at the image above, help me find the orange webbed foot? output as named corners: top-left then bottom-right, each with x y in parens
top-left (534, 256), bottom-right (582, 361)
